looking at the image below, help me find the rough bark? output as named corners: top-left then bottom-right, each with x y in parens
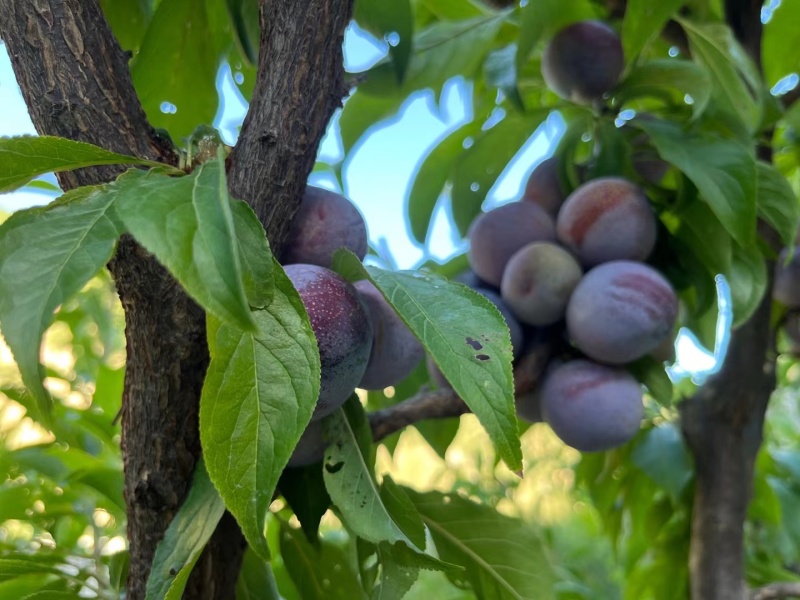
top-left (0, 0), bottom-right (353, 597)
top-left (227, 1), bottom-right (354, 255)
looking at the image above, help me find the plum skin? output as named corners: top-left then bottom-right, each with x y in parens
top-left (556, 177), bottom-right (657, 268)
top-left (541, 21), bottom-right (624, 104)
top-left (284, 264), bottom-right (373, 420)
top-left (522, 157), bottom-right (566, 218)
top-left (501, 242), bottom-right (583, 326)
top-left (567, 261), bottom-right (678, 365)
top-left (541, 360), bottom-right (643, 452)
top-left (468, 202), bottom-right (556, 287)
top-left (287, 420), bottom-right (326, 468)
top-left (284, 186), bottom-right (368, 268)
top-left (355, 280), bottom-right (424, 390)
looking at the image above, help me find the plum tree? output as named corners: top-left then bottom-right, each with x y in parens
top-left (774, 247), bottom-right (800, 308)
top-left (522, 157), bottom-right (566, 218)
top-left (541, 360), bottom-right (643, 452)
top-left (556, 177), bottom-right (656, 267)
top-left (284, 186), bottom-right (368, 268)
top-left (541, 21), bottom-right (624, 104)
top-left (500, 242), bottom-right (583, 326)
top-left (468, 202), bottom-right (556, 287)
top-left (285, 264), bottom-right (373, 419)
top-left (567, 261), bottom-right (678, 364)
top-left (287, 420), bottom-right (326, 467)
top-left (355, 280), bottom-right (424, 390)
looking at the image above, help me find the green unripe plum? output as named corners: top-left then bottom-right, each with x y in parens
top-left (566, 261), bottom-right (678, 365)
top-left (542, 21), bottom-right (624, 104)
top-left (557, 177), bottom-right (656, 268)
top-left (285, 186), bottom-right (368, 268)
top-left (468, 202), bottom-right (556, 287)
top-left (542, 360), bottom-right (643, 452)
top-left (501, 242), bottom-right (583, 326)
top-left (522, 157), bottom-right (566, 218)
top-left (355, 280), bottom-right (424, 390)
top-left (285, 264), bottom-right (373, 420)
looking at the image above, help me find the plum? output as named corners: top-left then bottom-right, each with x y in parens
top-left (566, 261), bottom-right (678, 365)
top-left (774, 247), bottom-right (800, 308)
top-left (515, 390), bottom-right (543, 423)
top-left (287, 420), bottom-right (326, 468)
top-left (355, 280), bottom-right (424, 390)
top-left (556, 177), bottom-right (656, 267)
top-left (501, 242), bottom-right (583, 326)
top-left (468, 202), bottom-right (556, 287)
top-left (542, 21), bottom-right (624, 104)
top-left (285, 186), bottom-right (368, 268)
top-left (285, 264), bottom-right (373, 420)
top-left (522, 157), bottom-right (567, 218)
top-left (541, 359), bottom-right (643, 452)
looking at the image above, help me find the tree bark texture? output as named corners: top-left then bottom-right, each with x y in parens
top-left (0, 0), bottom-right (353, 597)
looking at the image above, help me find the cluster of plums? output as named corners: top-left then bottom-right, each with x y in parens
top-left (286, 19), bottom-right (678, 461)
top-left (430, 154), bottom-right (679, 453)
top-left (282, 187), bottom-right (424, 466)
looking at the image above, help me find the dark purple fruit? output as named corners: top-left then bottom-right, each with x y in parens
top-left (285, 186), bottom-right (368, 268)
top-left (285, 264), bottom-right (373, 420)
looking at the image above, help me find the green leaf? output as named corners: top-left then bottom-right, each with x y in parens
top-left (756, 161), bottom-right (800, 248)
top-left (99, 0), bottom-right (152, 52)
top-left (230, 199), bottom-right (274, 309)
top-left (407, 121), bottom-right (482, 243)
top-left (332, 251), bottom-right (521, 471)
top-left (279, 463), bottom-right (331, 543)
top-left (322, 399), bottom-right (410, 545)
top-left (621, 0), bottom-right (685, 63)
top-left (631, 425), bottom-right (693, 500)
top-left (451, 111), bottom-right (549, 236)
top-left (0, 135), bottom-right (170, 193)
top-left (200, 262), bottom-right (321, 561)
top-left (379, 476), bottom-right (426, 549)
top-left (22, 592), bottom-right (78, 600)
top-left (111, 161), bottom-right (257, 332)
top-left (360, 16), bottom-right (504, 99)
top-left (235, 548), bottom-right (282, 600)
top-left (614, 59), bottom-right (711, 120)
top-left (372, 543), bottom-right (420, 600)
top-left (279, 520), bottom-right (368, 600)
top-left (763, 0), bottom-right (800, 87)
top-left (225, 0), bottom-right (260, 66)
top-left (516, 0), bottom-right (595, 69)
top-left (675, 200), bottom-right (732, 275)
top-left (483, 45), bottom-right (524, 111)
top-left (0, 557), bottom-right (66, 582)
top-left (355, 0), bottom-right (414, 83)
top-left (0, 185), bottom-right (122, 423)
top-left (727, 242), bottom-right (767, 327)
top-left (636, 118), bottom-right (756, 247)
top-left (678, 18), bottom-right (763, 132)
top-left (131, 0), bottom-right (222, 139)
top-left (145, 459), bottom-right (226, 600)
top-left (406, 488), bottom-right (556, 599)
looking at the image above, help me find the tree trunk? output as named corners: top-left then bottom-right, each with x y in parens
top-left (0, 0), bottom-right (352, 597)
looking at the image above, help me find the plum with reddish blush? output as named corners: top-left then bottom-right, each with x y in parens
top-left (557, 177), bottom-right (656, 268)
top-left (542, 360), bottom-right (643, 451)
top-left (285, 264), bottom-right (373, 420)
top-left (566, 261), bottom-right (678, 365)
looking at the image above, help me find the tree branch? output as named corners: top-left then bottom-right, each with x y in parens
top-left (751, 583), bottom-right (800, 600)
top-left (369, 336), bottom-right (552, 442)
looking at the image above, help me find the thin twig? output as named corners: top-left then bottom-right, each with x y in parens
top-left (751, 582), bottom-right (800, 600)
